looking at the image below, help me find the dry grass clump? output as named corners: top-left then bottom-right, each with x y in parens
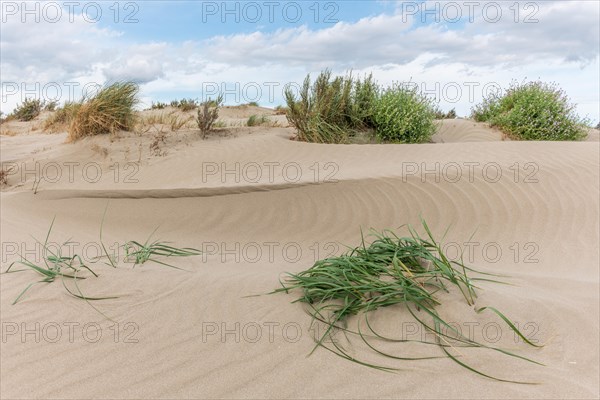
top-left (43, 102), bottom-right (81, 133)
top-left (274, 105), bottom-right (288, 115)
top-left (68, 82), bottom-right (139, 141)
top-left (0, 165), bottom-right (15, 185)
top-left (141, 112), bottom-right (193, 132)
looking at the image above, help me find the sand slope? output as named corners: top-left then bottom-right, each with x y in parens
top-left (1, 118), bottom-right (599, 399)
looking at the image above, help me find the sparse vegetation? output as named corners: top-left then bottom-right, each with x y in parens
top-left (44, 100), bottom-right (58, 112)
top-left (247, 114), bottom-right (270, 126)
top-left (13, 98), bottom-right (44, 121)
top-left (141, 112), bottom-right (193, 132)
top-left (3, 214), bottom-right (201, 311)
top-left (150, 101), bottom-right (167, 110)
top-left (245, 101), bottom-right (259, 107)
top-left (0, 165), bottom-right (15, 185)
top-left (374, 84), bottom-right (437, 143)
top-left (149, 127), bottom-right (168, 156)
top-left (68, 82), bottom-right (139, 141)
top-left (197, 95), bottom-right (223, 138)
top-left (274, 105), bottom-right (288, 115)
top-left (177, 98), bottom-right (198, 112)
top-left (434, 108), bottom-right (457, 119)
top-left (273, 219), bottom-right (542, 382)
top-left (471, 80), bottom-right (588, 141)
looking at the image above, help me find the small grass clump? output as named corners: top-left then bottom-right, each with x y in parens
top-left (247, 114), bottom-right (270, 126)
top-left (177, 98), bottom-right (199, 112)
top-left (13, 98), bottom-right (44, 121)
top-left (44, 100), bottom-right (58, 112)
top-left (471, 81), bottom-right (588, 141)
top-left (150, 101), bottom-right (167, 110)
top-left (3, 218), bottom-right (110, 306)
top-left (125, 228), bottom-right (201, 270)
top-left (274, 105), bottom-right (288, 115)
top-left (285, 70), bottom-right (379, 143)
top-left (1, 165), bottom-right (16, 185)
top-left (245, 101), bottom-right (259, 107)
top-left (434, 108), bottom-right (457, 119)
top-left (68, 82), bottom-right (139, 141)
top-left (273, 219), bottom-right (542, 382)
top-left (374, 84), bottom-right (437, 143)
top-left (43, 102), bottom-right (81, 133)
top-left (197, 95), bottom-right (223, 138)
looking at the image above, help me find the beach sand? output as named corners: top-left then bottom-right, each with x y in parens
top-left (1, 109), bottom-right (598, 399)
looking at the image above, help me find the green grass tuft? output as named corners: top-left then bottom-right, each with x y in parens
top-left (273, 219), bottom-right (542, 383)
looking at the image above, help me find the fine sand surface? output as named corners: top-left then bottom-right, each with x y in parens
top-left (1, 110), bottom-right (599, 399)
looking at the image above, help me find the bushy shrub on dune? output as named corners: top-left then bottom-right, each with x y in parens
top-left (13, 98), bottom-right (44, 121)
top-left (68, 82), bottom-right (139, 141)
top-left (374, 84), bottom-right (437, 143)
top-left (471, 81), bottom-right (588, 141)
top-left (284, 70), bottom-right (379, 143)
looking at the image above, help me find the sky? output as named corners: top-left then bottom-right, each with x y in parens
top-left (1, 0), bottom-right (599, 123)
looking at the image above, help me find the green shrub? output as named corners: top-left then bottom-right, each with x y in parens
top-left (374, 84), bottom-right (437, 143)
top-left (285, 70), bottom-right (379, 143)
top-left (197, 95), bottom-right (223, 138)
top-left (245, 101), bottom-right (259, 107)
top-left (69, 82), bottom-right (138, 141)
top-left (471, 81), bottom-right (587, 141)
top-left (13, 98), bottom-right (44, 121)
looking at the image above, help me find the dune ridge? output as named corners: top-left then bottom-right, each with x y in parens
top-left (1, 119), bottom-right (598, 399)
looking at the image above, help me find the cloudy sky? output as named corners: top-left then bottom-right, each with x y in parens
top-left (1, 0), bottom-right (598, 122)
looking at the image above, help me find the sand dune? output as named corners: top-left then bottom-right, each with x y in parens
top-left (1, 117), bottom-right (599, 398)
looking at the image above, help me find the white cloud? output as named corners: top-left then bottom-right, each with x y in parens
top-left (1, 1), bottom-right (598, 123)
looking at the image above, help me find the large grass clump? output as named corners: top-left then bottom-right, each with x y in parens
top-left (374, 85), bottom-right (437, 143)
top-left (68, 82), bottom-right (139, 141)
top-left (471, 81), bottom-right (588, 141)
top-left (273, 219), bottom-right (542, 382)
top-left (285, 70), bottom-right (379, 143)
